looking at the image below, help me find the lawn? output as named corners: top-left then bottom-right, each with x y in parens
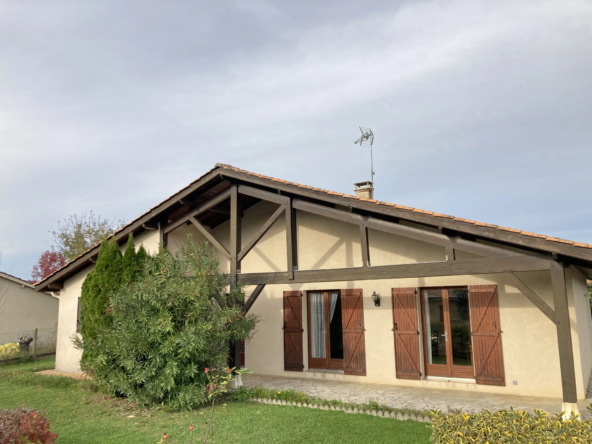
top-left (0, 358), bottom-right (432, 443)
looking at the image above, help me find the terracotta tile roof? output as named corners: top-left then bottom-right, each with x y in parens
top-left (34, 162), bottom-right (592, 291)
top-left (216, 163), bottom-right (592, 250)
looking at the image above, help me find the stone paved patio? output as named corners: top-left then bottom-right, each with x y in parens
top-left (243, 373), bottom-right (592, 418)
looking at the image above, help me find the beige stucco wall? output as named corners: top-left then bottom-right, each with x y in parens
top-left (53, 199), bottom-right (592, 401)
top-left (0, 277), bottom-right (58, 344)
top-left (54, 230), bottom-right (160, 373)
top-left (166, 200), bottom-right (589, 400)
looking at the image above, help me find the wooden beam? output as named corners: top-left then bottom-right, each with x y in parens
top-left (360, 224), bottom-right (370, 267)
top-left (504, 272), bottom-right (556, 323)
top-left (291, 205), bottom-right (298, 271)
top-left (292, 199), bottom-right (521, 259)
top-left (164, 188), bottom-right (232, 234)
top-left (238, 255), bottom-right (551, 285)
top-left (286, 198), bottom-right (294, 280)
top-left (238, 204), bottom-right (285, 262)
top-left (142, 222), bottom-right (159, 230)
top-left (446, 246), bottom-right (456, 261)
top-left (159, 222), bottom-right (168, 248)
top-left (230, 185), bottom-right (241, 286)
top-left (241, 284), bottom-right (266, 314)
top-left (550, 261), bottom-right (578, 403)
top-left (238, 184), bottom-right (289, 205)
top-left (188, 216), bottom-right (231, 260)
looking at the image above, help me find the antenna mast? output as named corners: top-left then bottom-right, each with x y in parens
top-left (354, 127), bottom-right (375, 184)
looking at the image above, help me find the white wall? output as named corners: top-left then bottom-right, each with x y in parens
top-left (54, 229), bottom-right (160, 373)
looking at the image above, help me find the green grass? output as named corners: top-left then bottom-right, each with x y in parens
top-left (0, 358), bottom-right (432, 443)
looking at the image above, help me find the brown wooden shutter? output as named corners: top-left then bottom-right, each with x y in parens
top-left (469, 285), bottom-right (505, 386)
top-left (392, 288), bottom-right (421, 380)
top-left (341, 289), bottom-right (366, 376)
top-left (283, 291), bottom-right (304, 372)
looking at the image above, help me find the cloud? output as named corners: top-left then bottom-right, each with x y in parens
top-left (0, 0), bottom-right (591, 278)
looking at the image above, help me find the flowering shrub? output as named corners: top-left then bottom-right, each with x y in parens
top-left (430, 408), bottom-right (592, 443)
top-left (0, 343), bottom-right (19, 360)
top-left (0, 406), bottom-right (58, 444)
top-left (74, 235), bottom-right (256, 409)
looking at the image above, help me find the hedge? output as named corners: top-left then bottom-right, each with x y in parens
top-left (430, 408), bottom-right (592, 443)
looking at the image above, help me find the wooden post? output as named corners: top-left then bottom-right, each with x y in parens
top-left (291, 204), bottom-right (298, 272)
top-left (550, 261), bottom-right (578, 407)
top-left (360, 225), bottom-right (370, 267)
top-left (32, 328), bottom-right (38, 360)
top-left (230, 185), bottom-right (241, 287)
top-left (229, 185), bottom-right (242, 377)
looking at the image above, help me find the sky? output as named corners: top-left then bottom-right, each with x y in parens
top-left (1, 0), bottom-right (591, 280)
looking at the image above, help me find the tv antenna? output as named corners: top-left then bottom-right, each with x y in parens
top-left (354, 127), bottom-right (375, 184)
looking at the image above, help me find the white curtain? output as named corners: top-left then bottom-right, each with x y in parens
top-left (329, 292), bottom-right (339, 322)
top-left (310, 292), bottom-right (325, 358)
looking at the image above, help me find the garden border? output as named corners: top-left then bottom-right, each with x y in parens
top-left (247, 398), bottom-right (432, 423)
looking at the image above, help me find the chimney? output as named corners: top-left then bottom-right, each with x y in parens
top-left (354, 181), bottom-right (374, 200)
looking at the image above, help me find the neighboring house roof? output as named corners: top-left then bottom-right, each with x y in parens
top-left (0, 271), bottom-right (35, 288)
top-left (35, 163), bottom-right (592, 292)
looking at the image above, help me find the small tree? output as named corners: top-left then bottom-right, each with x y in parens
top-left (31, 250), bottom-right (66, 282)
top-left (51, 211), bottom-right (125, 261)
top-left (75, 234), bottom-right (256, 409)
top-left (79, 237), bottom-right (124, 343)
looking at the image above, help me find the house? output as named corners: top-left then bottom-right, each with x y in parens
top-left (35, 164), bottom-right (592, 415)
top-left (1, 271), bottom-right (59, 346)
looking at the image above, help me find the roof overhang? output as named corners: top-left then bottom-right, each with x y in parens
top-left (34, 164), bottom-right (592, 292)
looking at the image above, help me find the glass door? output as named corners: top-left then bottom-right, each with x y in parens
top-left (307, 291), bottom-right (344, 370)
top-left (421, 287), bottom-right (474, 379)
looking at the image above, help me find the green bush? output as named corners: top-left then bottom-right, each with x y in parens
top-left (430, 408), bottom-right (592, 443)
top-left (75, 234), bottom-right (256, 409)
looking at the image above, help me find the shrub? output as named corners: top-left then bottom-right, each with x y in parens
top-left (0, 343), bottom-right (19, 360)
top-left (80, 234), bottom-right (147, 366)
top-left (75, 234), bottom-right (257, 409)
top-left (430, 408), bottom-right (592, 443)
top-left (0, 406), bottom-right (58, 444)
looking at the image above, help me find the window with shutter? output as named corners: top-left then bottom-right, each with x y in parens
top-left (392, 288), bottom-right (421, 380)
top-left (469, 285), bottom-right (505, 386)
top-left (283, 291), bottom-right (304, 372)
top-left (420, 287), bottom-right (475, 379)
top-left (341, 289), bottom-right (366, 376)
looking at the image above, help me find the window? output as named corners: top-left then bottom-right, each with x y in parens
top-left (307, 291), bottom-right (344, 370)
top-left (421, 287), bottom-right (474, 379)
top-left (76, 298), bottom-right (82, 333)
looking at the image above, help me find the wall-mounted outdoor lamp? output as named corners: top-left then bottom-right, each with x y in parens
top-left (372, 291), bottom-right (380, 307)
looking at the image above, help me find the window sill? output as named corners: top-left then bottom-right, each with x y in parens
top-left (307, 369), bottom-right (345, 374)
top-left (426, 376), bottom-right (476, 384)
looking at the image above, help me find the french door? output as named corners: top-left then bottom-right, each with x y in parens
top-left (421, 287), bottom-right (475, 379)
top-left (307, 291), bottom-right (344, 370)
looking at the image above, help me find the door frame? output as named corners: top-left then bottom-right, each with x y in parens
top-left (419, 286), bottom-right (475, 379)
top-left (306, 290), bottom-right (344, 370)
